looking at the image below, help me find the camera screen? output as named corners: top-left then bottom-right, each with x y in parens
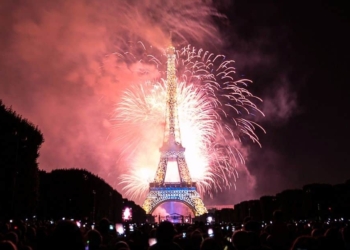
top-left (149, 238), bottom-right (157, 246)
top-left (208, 228), bottom-right (214, 237)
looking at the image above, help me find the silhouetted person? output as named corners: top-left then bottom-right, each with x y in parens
top-left (86, 229), bottom-right (102, 250)
top-left (0, 240), bottom-right (17, 250)
top-left (210, 226), bottom-right (226, 250)
top-left (247, 231), bottom-right (261, 249)
top-left (149, 221), bottom-right (182, 250)
top-left (51, 220), bottom-right (84, 250)
top-left (98, 218), bottom-right (114, 246)
top-left (324, 227), bottom-right (344, 250)
top-left (269, 210), bottom-right (289, 250)
top-left (128, 230), bottom-right (144, 250)
top-left (244, 221), bottom-right (261, 235)
top-left (243, 217), bottom-right (252, 224)
top-left (5, 232), bottom-right (18, 247)
top-left (231, 230), bottom-right (250, 250)
top-left (200, 238), bottom-right (221, 250)
top-left (259, 232), bottom-right (269, 247)
top-left (311, 228), bottom-right (324, 238)
top-left (290, 236), bottom-right (318, 250)
top-left (190, 230), bottom-right (203, 250)
top-left (113, 241), bottom-right (130, 250)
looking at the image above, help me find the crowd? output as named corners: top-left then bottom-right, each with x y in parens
top-left (1, 211), bottom-right (350, 250)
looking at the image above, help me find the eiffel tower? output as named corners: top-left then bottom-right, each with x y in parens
top-left (142, 46), bottom-right (207, 216)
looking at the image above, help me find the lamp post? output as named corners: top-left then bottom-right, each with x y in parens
top-left (109, 192), bottom-right (112, 220)
top-left (92, 190), bottom-right (96, 223)
top-left (11, 130), bottom-right (19, 218)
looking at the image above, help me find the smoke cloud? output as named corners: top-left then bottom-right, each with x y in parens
top-left (0, 0), bottom-right (265, 206)
top-left (262, 79), bottom-right (298, 124)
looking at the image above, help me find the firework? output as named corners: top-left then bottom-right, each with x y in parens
top-left (114, 45), bottom-right (264, 201)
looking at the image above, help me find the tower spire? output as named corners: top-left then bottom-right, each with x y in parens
top-left (165, 45), bottom-right (177, 144)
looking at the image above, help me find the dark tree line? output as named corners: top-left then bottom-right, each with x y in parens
top-left (207, 181), bottom-right (350, 223)
top-left (0, 100), bottom-right (145, 222)
top-left (37, 169), bottom-right (146, 223)
top-left (0, 100), bottom-right (44, 219)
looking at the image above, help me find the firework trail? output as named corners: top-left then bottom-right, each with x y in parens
top-left (113, 44), bottom-right (265, 200)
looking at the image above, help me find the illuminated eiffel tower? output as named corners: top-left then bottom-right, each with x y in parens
top-left (142, 46), bottom-right (207, 216)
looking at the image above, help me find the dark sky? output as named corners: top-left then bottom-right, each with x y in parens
top-left (219, 0), bottom-right (350, 199)
top-left (0, 0), bottom-right (349, 205)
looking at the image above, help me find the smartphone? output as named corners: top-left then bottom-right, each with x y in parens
top-left (232, 226), bottom-right (235, 232)
top-left (208, 228), bottom-right (214, 237)
top-left (149, 238), bottom-right (157, 246)
top-left (109, 225), bottom-right (114, 230)
top-left (182, 232), bottom-right (186, 238)
top-left (115, 223), bottom-right (124, 234)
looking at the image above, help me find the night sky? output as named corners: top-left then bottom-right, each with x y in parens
top-left (224, 1), bottom-right (350, 200)
top-left (0, 0), bottom-right (349, 205)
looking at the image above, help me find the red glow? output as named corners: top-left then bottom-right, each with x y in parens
top-left (0, 0), bottom-right (262, 207)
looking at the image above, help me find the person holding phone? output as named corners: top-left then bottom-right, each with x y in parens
top-left (149, 221), bottom-right (182, 250)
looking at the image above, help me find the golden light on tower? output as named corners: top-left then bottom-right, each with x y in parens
top-left (142, 46), bottom-right (207, 216)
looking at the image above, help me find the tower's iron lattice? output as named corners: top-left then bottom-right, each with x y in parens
top-left (142, 46), bottom-right (207, 216)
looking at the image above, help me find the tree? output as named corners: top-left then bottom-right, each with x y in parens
top-left (37, 169), bottom-right (146, 222)
top-left (0, 100), bottom-right (44, 219)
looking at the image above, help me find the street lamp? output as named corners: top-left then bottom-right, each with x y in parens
top-left (92, 190), bottom-right (96, 223)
